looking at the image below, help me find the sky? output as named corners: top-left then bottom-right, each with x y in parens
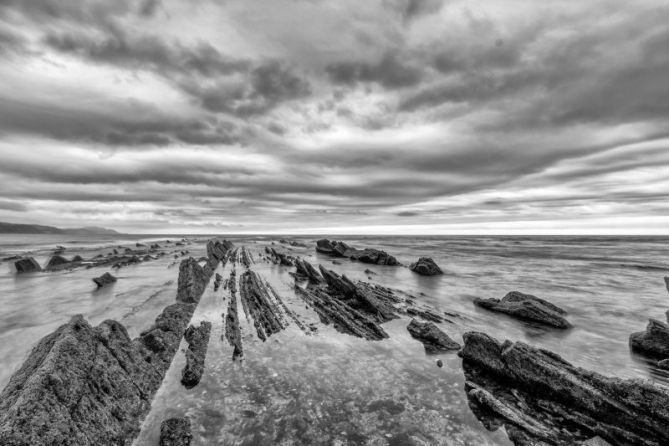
top-left (0, 0), bottom-right (668, 235)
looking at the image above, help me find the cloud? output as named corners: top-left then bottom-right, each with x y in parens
top-left (326, 52), bottom-right (423, 89)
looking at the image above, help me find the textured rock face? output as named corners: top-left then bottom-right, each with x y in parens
top-left (629, 318), bottom-right (669, 359)
top-left (409, 257), bottom-right (443, 276)
top-left (45, 255), bottom-right (70, 270)
top-left (315, 239), bottom-right (400, 265)
top-left (181, 322), bottom-right (212, 389)
top-left (14, 257), bottom-right (41, 273)
top-left (665, 276), bottom-right (669, 294)
top-left (206, 239), bottom-right (233, 262)
top-left (460, 331), bottom-right (669, 446)
top-left (177, 258), bottom-right (210, 304)
top-left (406, 319), bottom-right (460, 353)
top-left (473, 291), bottom-right (571, 328)
top-left (160, 417), bottom-right (192, 446)
top-left (294, 258), bottom-right (323, 282)
top-left (0, 316), bottom-right (162, 445)
top-left (93, 272), bottom-right (117, 288)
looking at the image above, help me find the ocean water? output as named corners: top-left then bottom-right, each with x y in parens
top-left (1, 234), bottom-right (668, 445)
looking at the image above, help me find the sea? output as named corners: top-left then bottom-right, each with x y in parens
top-left (1, 234), bottom-right (668, 445)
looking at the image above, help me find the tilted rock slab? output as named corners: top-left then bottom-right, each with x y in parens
top-left (0, 253), bottom-right (216, 445)
top-left (629, 316), bottom-right (669, 359)
top-left (460, 331), bottom-right (669, 446)
top-left (406, 319), bottom-right (460, 353)
top-left (181, 321), bottom-right (212, 389)
top-left (474, 291), bottom-right (572, 328)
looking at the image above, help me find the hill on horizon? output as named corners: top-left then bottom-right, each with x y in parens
top-left (0, 221), bottom-right (121, 235)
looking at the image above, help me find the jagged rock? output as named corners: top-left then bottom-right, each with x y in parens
top-left (93, 272), bottom-right (117, 288)
top-left (44, 255), bottom-right (69, 270)
top-left (409, 257), bottom-right (443, 275)
top-left (224, 270), bottom-right (243, 361)
top-left (473, 291), bottom-right (571, 328)
top-left (406, 307), bottom-right (444, 323)
top-left (665, 277), bottom-right (669, 294)
top-left (206, 239), bottom-right (233, 262)
top-left (214, 273), bottom-right (223, 291)
top-left (319, 265), bottom-right (357, 296)
top-left (181, 322), bottom-right (212, 389)
top-left (0, 316), bottom-right (163, 445)
top-left (14, 257), bottom-right (41, 273)
top-left (72, 255), bottom-right (84, 262)
top-left (460, 331), bottom-right (669, 446)
top-left (160, 417), bottom-right (192, 446)
top-left (239, 271), bottom-right (288, 341)
top-left (176, 258), bottom-right (209, 304)
top-left (265, 246), bottom-right (294, 266)
top-left (316, 239), bottom-right (399, 265)
top-left (406, 319), bottom-right (460, 353)
top-left (294, 258), bottom-right (323, 282)
top-left (629, 318), bottom-right (669, 359)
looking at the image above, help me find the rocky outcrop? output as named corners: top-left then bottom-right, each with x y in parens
top-left (629, 317), bottom-right (669, 359)
top-left (93, 272), bottom-right (117, 288)
top-left (224, 270), bottom-right (243, 361)
top-left (664, 277), bottom-right (669, 294)
top-left (315, 239), bottom-right (400, 265)
top-left (409, 257), bottom-right (443, 275)
top-left (45, 255), bottom-right (70, 270)
top-left (181, 322), bottom-right (212, 389)
top-left (160, 417), bottom-right (192, 446)
top-left (0, 316), bottom-right (163, 445)
top-left (460, 331), bottom-right (669, 446)
top-left (14, 257), bottom-right (41, 273)
top-left (473, 291), bottom-right (571, 328)
top-left (214, 273), bottom-right (223, 291)
top-left (265, 246), bottom-right (294, 266)
top-left (176, 258), bottom-right (210, 304)
top-left (294, 258), bottom-right (323, 282)
top-left (239, 271), bottom-right (288, 341)
top-left (206, 239), bottom-right (233, 263)
top-left (406, 319), bottom-right (460, 353)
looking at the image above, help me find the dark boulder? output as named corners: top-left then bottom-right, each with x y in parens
top-left (93, 272), bottom-right (117, 288)
top-left (71, 255), bottom-right (84, 262)
top-left (409, 257), bottom-right (443, 275)
top-left (206, 239), bottom-right (233, 262)
top-left (181, 322), bottom-right (212, 389)
top-left (176, 258), bottom-right (209, 304)
top-left (629, 318), bottom-right (669, 359)
top-left (460, 331), bottom-right (669, 445)
top-left (45, 255), bottom-right (70, 270)
top-left (665, 276), bottom-right (668, 294)
top-left (14, 257), bottom-right (41, 273)
top-left (406, 319), bottom-right (460, 353)
top-left (473, 291), bottom-right (571, 328)
top-left (160, 417), bottom-right (192, 446)
top-left (135, 243), bottom-right (146, 248)
top-left (349, 248), bottom-right (399, 266)
top-left (319, 265), bottom-right (357, 296)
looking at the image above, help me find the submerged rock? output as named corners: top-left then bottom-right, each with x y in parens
top-left (406, 319), bottom-right (460, 353)
top-left (409, 257), bottom-right (443, 275)
top-left (14, 257), bottom-right (41, 273)
top-left (160, 417), bottom-right (192, 446)
top-left (460, 331), bottom-right (669, 445)
top-left (45, 255), bottom-right (70, 270)
top-left (93, 272), bottom-right (117, 288)
top-left (181, 321), bottom-right (212, 389)
top-left (629, 318), bottom-right (669, 359)
top-left (473, 291), bottom-right (571, 328)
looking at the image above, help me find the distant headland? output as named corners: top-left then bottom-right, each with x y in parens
top-left (0, 221), bottom-right (120, 235)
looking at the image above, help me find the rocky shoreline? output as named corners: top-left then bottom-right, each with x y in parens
top-left (0, 238), bottom-right (667, 445)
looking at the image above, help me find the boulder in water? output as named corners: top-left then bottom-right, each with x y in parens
top-left (629, 318), bottom-right (669, 359)
top-left (93, 272), bottom-right (117, 288)
top-left (406, 319), bottom-right (460, 353)
top-left (473, 291), bottom-right (571, 328)
top-left (45, 255), bottom-right (70, 270)
top-left (409, 257), bottom-right (443, 275)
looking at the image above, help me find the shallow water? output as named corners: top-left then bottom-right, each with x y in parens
top-left (1, 234), bottom-right (668, 445)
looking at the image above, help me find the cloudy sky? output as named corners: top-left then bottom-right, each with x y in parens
top-left (0, 0), bottom-right (668, 234)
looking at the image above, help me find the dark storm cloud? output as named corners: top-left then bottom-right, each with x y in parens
top-left (326, 52), bottom-right (423, 89)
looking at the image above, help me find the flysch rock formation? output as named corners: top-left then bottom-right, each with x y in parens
top-left (0, 238), bottom-right (232, 445)
top-left (409, 257), bottom-right (443, 275)
top-left (315, 239), bottom-right (400, 266)
top-left (629, 312), bottom-right (669, 370)
top-left (460, 331), bottom-right (669, 446)
top-left (473, 290), bottom-right (572, 328)
top-left (14, 257), bottom-right (41, 273)
top-left (406, 319), bottom-right (461, 353)
top-left (223, 269), bottom-right (244, 361)
top-left (181, 321), bottom-right (212, 389)
top-left (238, 270), bottom-right (289, 341)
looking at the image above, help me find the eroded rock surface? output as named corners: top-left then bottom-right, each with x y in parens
top-left (406, 319), bottom-right (460, 353)
top-left (181, 321), bottom-right (212, 389)
top-left (45, 255), bottom-right (70, 270)
top-left (294, 258), bottom-right (323, 283)
top-left (224, 270), bottom-right (243, 361)
top-left (239, 270), bottom-right (288, 341)
top-left (160, 417), bottom-right (192, 446)
top-left (460, 331), bottom-right (669, 446)
top-left (629, 317), bottom-right (669, 359)
top-left (474, 291), bottom-right (571, 328)
top-left (409, 257), bottom-right (443, 276)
